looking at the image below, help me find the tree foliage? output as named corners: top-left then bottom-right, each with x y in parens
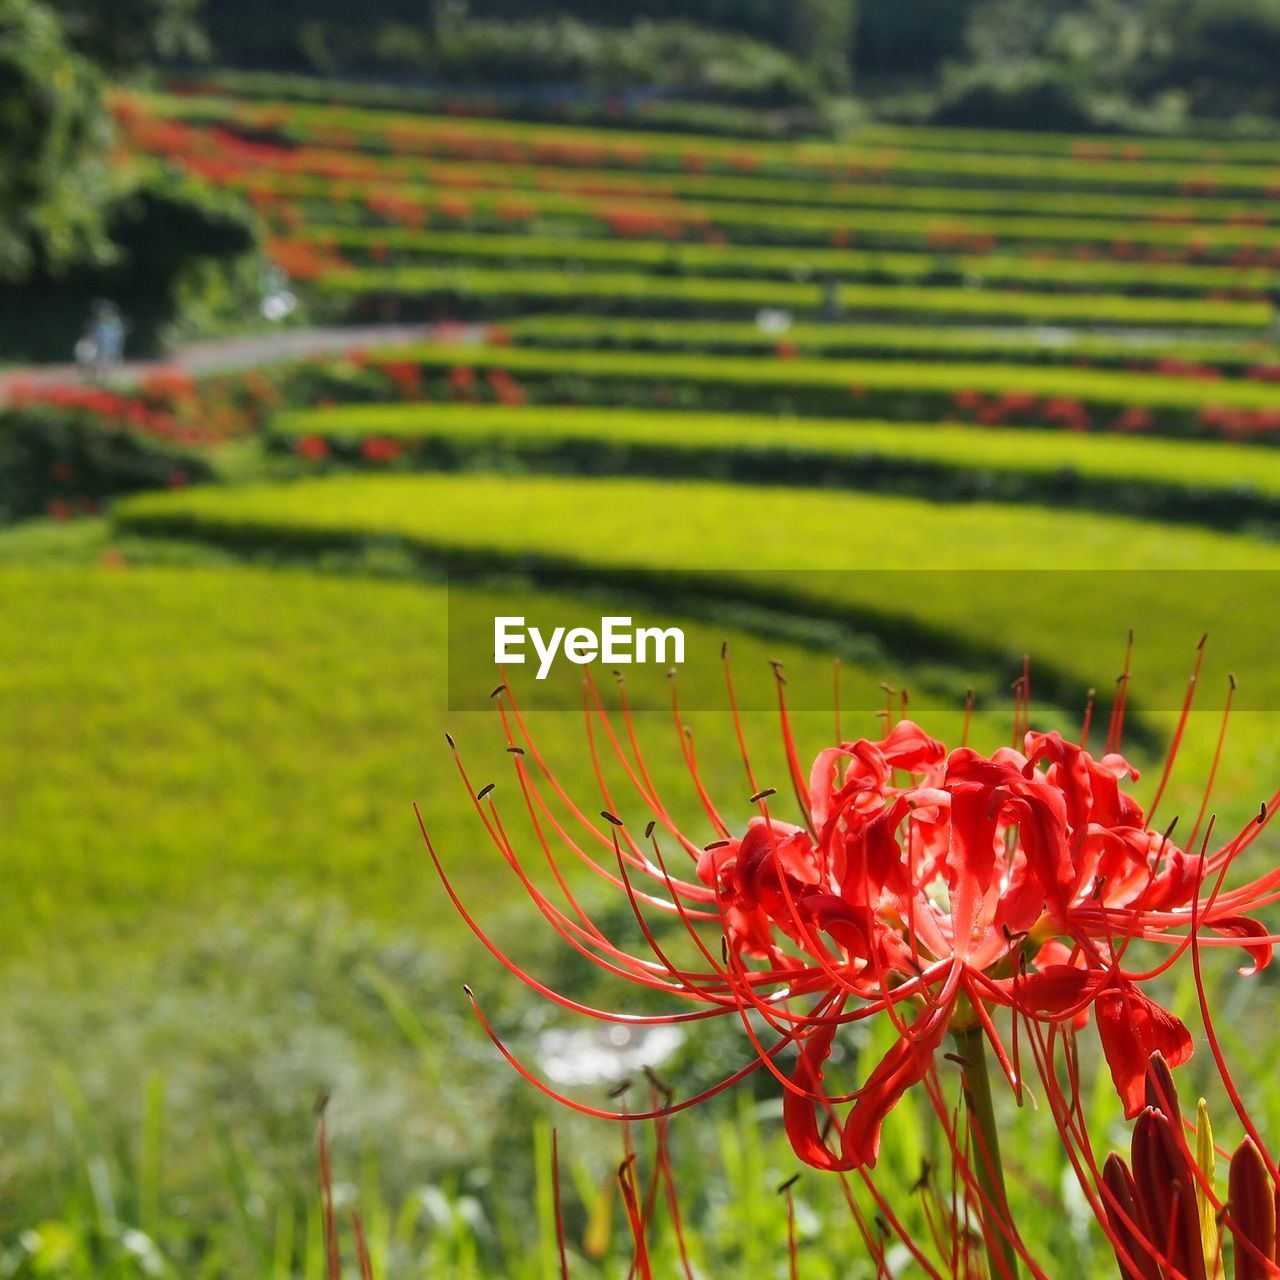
top-left (788, 0), bottom-right (857, 92)
top-left (50, 0), bottom-right (210, 74)
top-left (0, 0), bottom-right (112, 284)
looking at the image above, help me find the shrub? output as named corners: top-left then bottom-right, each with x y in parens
top-left (0, 396), bottom-right (211, 523)
top-left (931, 64), bottom-right (1095, 132)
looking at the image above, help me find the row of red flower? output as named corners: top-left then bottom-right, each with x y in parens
top-left (115, 101), bottom-right (1280, 273)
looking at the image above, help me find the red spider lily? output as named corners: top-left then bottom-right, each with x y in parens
top-left (9, 380), bottom-right (236, 448)
top-left (447, 365), bottom-right (477, 396)
top-left (139, 366), bottom-right (198, 404)
top-left (267, 237), bottom-right (353, 282)
top-left (315, 1098), bottom-right (375, 1280)
top-left (295, 434), bottom-right (331, 462)
top-left (1115, 407), bottom-right (1156, 434)
top-left (1042, 397), bottom-right (1092, 433)
top-left (423, 645), bottom-right (1280, 1280)
top-left (435, 194), bottom-right (473, 222)
top-left (373, 361), bottom-right (423, 399)
top-left (998, 391), bottom-right (1039, 418)
top-left (1086, 1051), bottom-right (1280, 1280)
top-left (359, 436), bottom-right (402, 464)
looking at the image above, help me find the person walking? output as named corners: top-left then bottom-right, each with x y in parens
top-left (76, 300), bottom-right (126, 378)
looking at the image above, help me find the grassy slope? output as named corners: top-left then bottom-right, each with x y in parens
top-left (245, 164), bottom-right (1280, 250)
top-left (116, 470), bottom-right (1280, 566)
top-left (307, 226), bottom-right (1280, 296)
top-left (375, 343), bottom-right (1280, 409)
top-left (270, 401), bottom-right (1280, 497)
top-left (376, 163), bottom-right (1280, 222)
top-left (507, 315), bottom-right (1278, 364)
top-left (114, 474), bottom-right (1280, 827)
top-left (1, 556), bottom-right (983, 956)
top-left (9, 553), bottom-right (1015, 1276)
top-left (156, 91), bottom-right (1280, 193)
top-left (318, 268), bottom-right (1271, 327)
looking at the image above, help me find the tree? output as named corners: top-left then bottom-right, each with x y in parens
top-left (49, 0), bottom-right (209, 74)
top-left (789, 0), bottom-right (857, 92)
top-left (0, 0), bottom-right (112, 284)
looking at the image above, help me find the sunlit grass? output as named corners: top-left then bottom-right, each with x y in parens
top-left (271, 400), bottom-right (1280, 504)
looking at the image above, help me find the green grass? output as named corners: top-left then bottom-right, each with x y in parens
top-left (305, 225), bottom-right (1280, 299)
top-left (112, 471), bottom-right (1280, 823)
top-left (400, 159), bottom-right (1280, 223)
top-left (0, 549), bottom-right (1013, 1277)
top-left (855, 120), bottom-right (1280, 164)
top-left (270, 400), bottom-right (1280, 522)
top-left (5, 545), bottom-right (1278, 1278)
top-left (5, 556), bottom-right (972, 955)
top-left (319, 268), bottom-right (1272, 328)
top-left (506, 314), bottom-right (1279, 367)
top-left (366, 343), bottom-right (1280, 416)
top-left (114, 470), bottom-right (1280, 573)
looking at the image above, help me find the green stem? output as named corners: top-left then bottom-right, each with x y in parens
top-left (953, 1022), bottom-right (1020, 1280)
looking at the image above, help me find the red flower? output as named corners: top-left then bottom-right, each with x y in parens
top-left (426, 653), bottom-right (1279, 1200)
top-left (295, 435), bottom-right (330, 461)
top-left (360, 436), bottom-right (402, 463)
top-left (1114, 406), bottom-right (1155, 433)
top-left (1097, 1054), bottom-right (1280, 1280)
top-left (447, 365), bottom-right (476, 394)
top-left (376, 361), bottom-right (423, 398)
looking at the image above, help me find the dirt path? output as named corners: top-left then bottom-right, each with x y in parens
top-left (0, 322), bottom-right (484, 404)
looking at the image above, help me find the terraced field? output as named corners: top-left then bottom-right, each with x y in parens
top-left (8, 77), bottom-right (1280, 1278)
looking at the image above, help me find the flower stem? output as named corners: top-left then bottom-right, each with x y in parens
top-left (953, 1022), bottom-right (1020, 1280)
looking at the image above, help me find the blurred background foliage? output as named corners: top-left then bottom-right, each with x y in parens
top-left (0, 0), bottom-right (258, 358)
top-left (9, 0), bottom-right (1280, 355)
top-left (0, 0), bottom-right (112, 284)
